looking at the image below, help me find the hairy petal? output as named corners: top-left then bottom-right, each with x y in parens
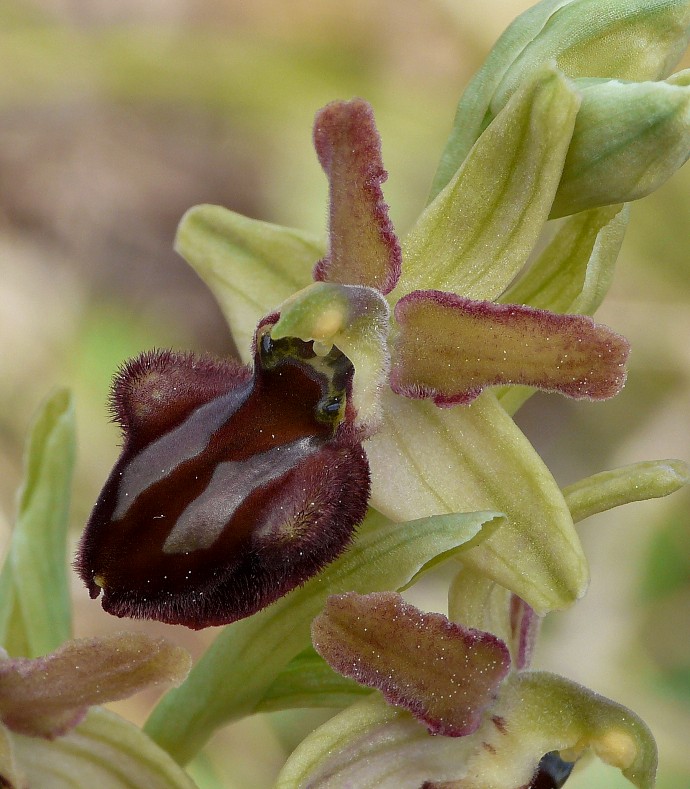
top-left (497, 203), bottom-right (628, 413)
top-left (0, 634), bottom-right (190, 739)
top-left (312, 592), bottom-right (510, 737)
top-left (313, 99), bottom-right (401, 295)
top-left (390, 291), bottom-right (629, 405)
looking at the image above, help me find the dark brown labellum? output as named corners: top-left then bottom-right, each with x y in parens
top-left (75, 327), bottom-right (370, 629)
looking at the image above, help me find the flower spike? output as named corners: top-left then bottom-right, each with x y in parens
top-left (313, 99), bottom-right (402, 294)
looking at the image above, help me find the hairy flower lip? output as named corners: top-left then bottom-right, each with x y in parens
top-left (77, 333), bottom-right (371, 629)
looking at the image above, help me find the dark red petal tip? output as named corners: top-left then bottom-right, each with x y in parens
top-left (77, 334), bottom-right (370, 629)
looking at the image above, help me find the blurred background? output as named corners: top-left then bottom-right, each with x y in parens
top-left (0, 0), bottom-right (688, 786)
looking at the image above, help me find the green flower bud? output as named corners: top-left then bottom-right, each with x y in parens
top-left (552, 70), bottom-right (690, 217)
top-left (432, 0), bottom-right (690, 199)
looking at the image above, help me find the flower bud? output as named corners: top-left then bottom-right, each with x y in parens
top-left (552, 70), bottom-right (690, 217)
top-left (432, 0), bottom-right (690, 198)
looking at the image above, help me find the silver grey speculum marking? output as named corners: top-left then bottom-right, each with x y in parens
top-left (162, 437), bottom-right (320, 554)
top-left (112, 385), bottom-right (252, 521)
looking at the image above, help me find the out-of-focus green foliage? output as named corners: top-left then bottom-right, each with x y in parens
top-left (0, 389), bottom-right (75, 658)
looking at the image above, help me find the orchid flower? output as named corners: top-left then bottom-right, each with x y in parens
top-left (76, 82), bottom-right (630, 629)
top-left (274, 588), bottom-right (657, 788)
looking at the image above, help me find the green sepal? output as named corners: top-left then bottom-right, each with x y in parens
top-left (145, 509), bottom-right (501, 765)
top-left (0, 389), bottom-right (75, 658)
top-left (365, 390), bottom-right (587, 615)
top-left (174, 204), bottom-right (322, 363)
top-left (398, 66), bottom-right (580, 300)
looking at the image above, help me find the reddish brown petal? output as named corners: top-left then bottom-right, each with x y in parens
top-left (0, 634), bottom-right (190, 739)
top-left (76, 332), bottom-right (370, 629)
top-left (312, 99), bottom-right (401, 295)
top-left (311, 591), bottom-right (510, 737)
top-left (390, 290), bottom-right (629, 406)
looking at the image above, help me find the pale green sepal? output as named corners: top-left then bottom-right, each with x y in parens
top-left (0, 389), bottom-right (75, 658)
top-left (398, 66), bottom-right (580, 301)
top-left (271, 282), bottom-right (390, 431)
top-left (552, 71), bottom-right (690, 217)
top-left (174, 204), bottom-right (323, 363)
top-left (501, 203), bottom-right (628, 315)
top-left (564, 458), bottom-right (689, 523)
top-left (275, 693), bottom-right (482, 789)
top-left (145, 509), bottom-right (500, 765)
top-left (498, 203), bottom-right (628, 414)
top-left (276, 672), bottom-right (657, 789)
top-left (11, 707), bottom-right (198, 789)
top-left (431, 0), bottom-right (690, 197)
top-left (365, 390), bottom-right (588, 614)
top-left (256, 646), bottom-right (370, 714)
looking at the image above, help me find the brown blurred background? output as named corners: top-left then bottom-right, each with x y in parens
top-left (0, 1), bottom-right (688, 786)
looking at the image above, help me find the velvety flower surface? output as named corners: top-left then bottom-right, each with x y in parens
top-left (311, 591), bottom-right (511, 737)
top-left (77, 90), bottom-right (632, 629)
top-left (274, 591), bottom-right (657, 789)
top-left (77, 333), bottom-right (370, 628)
top-left (0, 633), bottom-right (190, 739)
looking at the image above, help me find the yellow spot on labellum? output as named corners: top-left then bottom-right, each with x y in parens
top-left (594, 729), bottom-right (637, 769)
top-left (313, 307), bottom-right (345, 341)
